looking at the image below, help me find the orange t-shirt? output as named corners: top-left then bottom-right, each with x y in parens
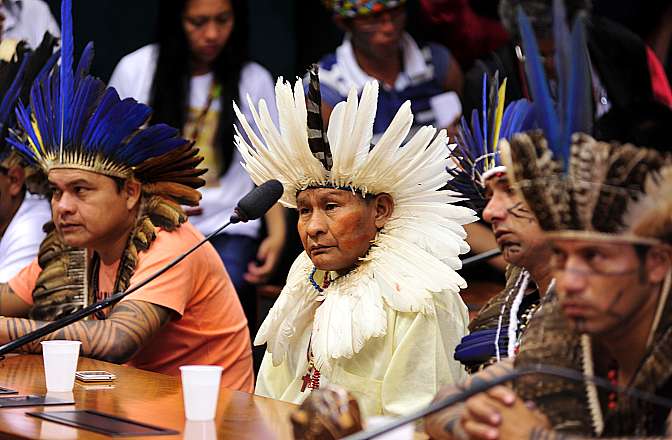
top-left (9, 222), bottom-right (254, 392)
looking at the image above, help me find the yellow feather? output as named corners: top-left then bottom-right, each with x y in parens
top-left (491, 78), bottom-right (507, 169)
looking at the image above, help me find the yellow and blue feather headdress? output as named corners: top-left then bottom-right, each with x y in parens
top-left (8, 0), bottom-right (204, 201)
top-left (448, 72), bottom-right (537, 211)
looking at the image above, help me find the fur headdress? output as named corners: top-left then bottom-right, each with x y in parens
top-left (501, 1), bottom-right (672, 246)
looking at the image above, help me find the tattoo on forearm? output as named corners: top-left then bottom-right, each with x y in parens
top-left (0, 300), bottom-right (172, 363)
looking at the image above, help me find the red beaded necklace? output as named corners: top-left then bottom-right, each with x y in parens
top-left (300, 273), bottom-right (331, 393)
top-left (607, 362), bottom-right (619, 412)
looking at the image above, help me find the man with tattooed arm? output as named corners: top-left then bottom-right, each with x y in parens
top-left (0, 0), bottom-right (253, 391)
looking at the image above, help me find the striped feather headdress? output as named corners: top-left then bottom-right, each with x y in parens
top-left (235, 64), bottom-right (469, 209)
top-left (235, 65), bottom-right (477, 369)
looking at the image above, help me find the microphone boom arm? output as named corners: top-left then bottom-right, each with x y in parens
top-left (343, 364), bottom-right (672, 440)
top-left (0, 220), bottom-right (235, 357)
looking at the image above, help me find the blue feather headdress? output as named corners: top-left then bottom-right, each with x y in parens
top-left (7, 0), bottom-right (203, 195)
top-left (448, 72), bottom-right (536, 211)
top-left (515, 0), bottom-right (592, 169)
top-left (502, 0), bottom-right (672, 246)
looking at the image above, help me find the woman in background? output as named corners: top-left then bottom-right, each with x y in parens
top-left (110, 0), bottom-right (285, 327)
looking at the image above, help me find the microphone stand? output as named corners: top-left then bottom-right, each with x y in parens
top-left (343, 364), bottom-right (672, 440)
top-left (0, 219), bottom-right (236, 357)
top-left (460, 248), bottom-right (501, 268)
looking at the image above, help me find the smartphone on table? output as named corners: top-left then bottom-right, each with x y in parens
top-left (75, 371), bottom-right (116, 383)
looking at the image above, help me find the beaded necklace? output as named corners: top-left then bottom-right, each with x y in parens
top-left (301, 268), bottom-right (331, 392)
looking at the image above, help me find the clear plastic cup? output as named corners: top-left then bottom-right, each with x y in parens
top-left (366, 416), bottom-right (414, 440)
top-left (183, 420), bottom-right (217, 440)
top-left (179, 365), bottom-right (223, 421)
top-left (41, 340), bottom-right (81, 392)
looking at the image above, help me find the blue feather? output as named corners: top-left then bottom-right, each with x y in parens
top-left (123, 124), bottom-right (185, 166)
top-left (9, 103), bottom-right (42, 162)
top-left (37, 50), bottom-right (60, 84)
top-left (517, 6), bottom-right (563, 165)
top-left (566, 14), bottom-right (592, 139)
top-left (80, 87), bottom-right (120, 149)
top-left (67, 76), bottom-right (105, 144)
top-left (75, 42), bottom-right (94, 83)
top-left (471, 108), bottom-right (484, 175)
top-left (481, 75), bottom-right (488, 156)
top-left (83, 96), bottom-right (151, 157)
top-left (0, 55), bottom-right (30, 129)
top-left (553, 0), bottom-right (570, 122)
top-left (59, 0), bottom-right (74, 155)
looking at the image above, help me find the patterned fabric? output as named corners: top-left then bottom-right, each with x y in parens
top-left (455, 265), bottom-right (541, 373)
top-left (316, 33), bottom-right (453, 138)
top-left (513, 288), bottom-right (594, 434)
top-left (322, 0), bottom-right (405, 17)
top-left (502, 132), bottom-right (672, 245)
top-left (514, 284), bottom-right (672, 436)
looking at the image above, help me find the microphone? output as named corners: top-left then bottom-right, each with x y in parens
top-left (0, 180), bottom-right (284, 357)
top-left (342, 364), bottom-right (672, 440)
top-left (230, 180), bottom-right (284, 223)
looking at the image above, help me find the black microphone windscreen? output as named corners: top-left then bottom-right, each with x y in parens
top-left (231, 180), bottom-right (284, 223)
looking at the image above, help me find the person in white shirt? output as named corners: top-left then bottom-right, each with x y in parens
top-left (0, 33), bottom-right (55, 282)
top-left (0, 0), bottom-right (60, 48)
top-left (0, 157), bottom-right (50, 283)
top-left (109, 0), bottom-right (285, 326)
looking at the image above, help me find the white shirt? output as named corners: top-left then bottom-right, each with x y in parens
top-left (0, 193), bottom-right (51, 282)
top-left (1, 0), bottom-right (60, 48)
top-left (109, 44), bottom-right (279, 238)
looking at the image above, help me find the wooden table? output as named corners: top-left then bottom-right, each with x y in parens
top-left (0, 354), bottom-right (297, 439)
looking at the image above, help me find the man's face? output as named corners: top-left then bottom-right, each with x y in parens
top-left (297, 188), bottom-right (390, 272)
top-left (551, 239), bottom-right (663, 336)
top-left (48, 169), bottom-right (139, 250)
top-left (182, 0), bottom-right (234, 67)
top-left (346, 6), bottom-right (406, 59)
top-left (482, 173), bottom-right (546, 267)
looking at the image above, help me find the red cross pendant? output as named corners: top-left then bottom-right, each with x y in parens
top-left (300, 373), bottom-right (312, 392)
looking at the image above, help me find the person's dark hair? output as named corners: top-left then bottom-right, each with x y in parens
top-left (149, 0), bottom-right (249, 176)
top-left (499, 0), bottom-right (592, 41)
top-left (111, 176), bottom-right (126, 193)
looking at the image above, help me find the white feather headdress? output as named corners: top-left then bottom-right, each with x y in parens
top-left (234, 72), bottom-right (476, 371)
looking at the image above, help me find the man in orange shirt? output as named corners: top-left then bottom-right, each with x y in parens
top-left (0, 0), bottom-right (253, 391)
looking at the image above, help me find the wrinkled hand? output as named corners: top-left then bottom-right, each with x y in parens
top-left (244, 235), bottom-right (283, 284)
top-left (461, 386), bottom-right (550, 440)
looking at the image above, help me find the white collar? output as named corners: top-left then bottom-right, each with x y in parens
top-left (335, 32), bottom-right (432, 92)
top-left (254, 205), bottom-right (471, 372)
